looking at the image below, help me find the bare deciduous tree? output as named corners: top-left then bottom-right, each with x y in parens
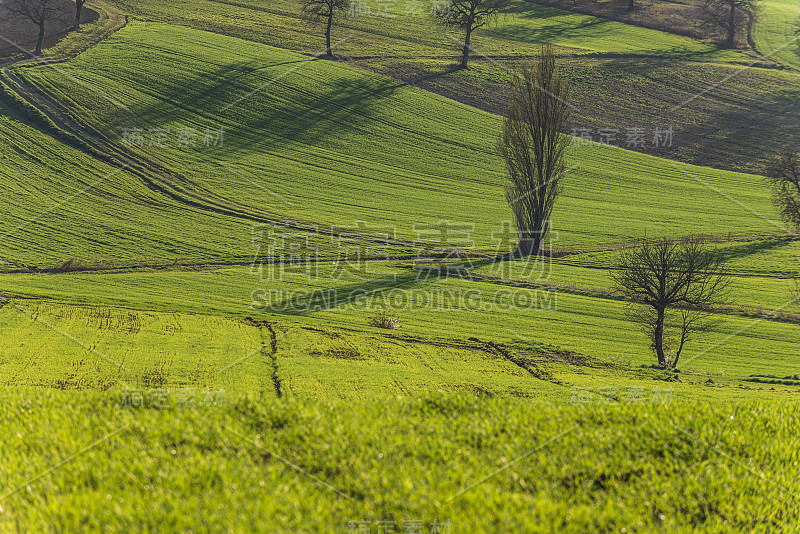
top-left (6, 0), bottom-right (67, 55)
top-left (702, 0), bottom-right (759, 47)
top-left (765, 149), bottom-right (800, 232)
top-left (498, 46), bottom-right (570, 256)
top-left (612, 237), bottom-right (729, 368)
top-left (300, 0), bottom-right (351, 57)
top-left (433, 0), bottom-right (512, 69)
top-left (74, 0), bottom-right (86, 30)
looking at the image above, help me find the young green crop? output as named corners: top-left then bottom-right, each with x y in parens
top-left (1, 6), bottom-right (800, 533)
top-left (17, 23), bottom-right (782, 254)
top-left (1, 389), bottom-right (798, 531)
top-left (753, 0), bottom-right (800, 71)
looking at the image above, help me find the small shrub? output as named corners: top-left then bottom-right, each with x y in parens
top-left (367, 311), bottom-right (401, 330)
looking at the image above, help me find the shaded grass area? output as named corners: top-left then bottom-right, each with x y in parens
top-left (105, 0), bottom-right (724, 57)
top-left (0, 0), bottom-right (99, 58)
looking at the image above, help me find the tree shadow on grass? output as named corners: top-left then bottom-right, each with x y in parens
top-left (486, 16), bottom-right (614, 47)
top-left (259, 256), bottom-right (520, 317)
top-left (223, 73), bottom-right (405, 155)
top-left (716, 237), bottom-right (796, 264)
top-left (487, 3), bottom-right (725, 60)
top-left (111, 56), bottom-right (405, 155)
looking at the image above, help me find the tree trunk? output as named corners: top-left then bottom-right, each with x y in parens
top-left (672, 348), bottom-right (682, 368)
top-left (35, 20), bottom-right (45, 55)
top-left (726, 3), bottom-right (736, 47)
top-left (75, 1), bottom-right (84, 30)
top-left (325, 13), bottom-right (333, 57)
top-left (654, 307), bottom-right (666, 367)
top-left (518, 219), bottom-right (544, 256)
top-left (517, 235), bottom-right (537, 256)
top-left (671, 314), bottom-right (690, 369)
top-left (461, 27), bottom-right (472, 69)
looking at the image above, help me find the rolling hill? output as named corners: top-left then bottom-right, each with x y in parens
top-left (1, 3), bottom-right (799, 531)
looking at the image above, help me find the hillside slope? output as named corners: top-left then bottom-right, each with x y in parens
top-left (12, 22), bottom-right (782, 258)
top-left (96, 0), bottom-right (800, 173)
top-left (754, 0), bottom-right (800, 70)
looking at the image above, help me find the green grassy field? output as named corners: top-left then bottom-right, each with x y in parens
top-left (0, 299), bottom-right (270, 391)
top-left (0, 109), bottom-right (267, 269)
top-left (103, 0), bottom-right (728, 57)
top-left (12, 23), bottom-right (784, 253)
top-left (1, 389), bottom-right (799, 532)
top-left (91, 0), bottom-right (800, 174)
top-left (754, 0), bottom-right (800, 70)
top-left (2, 253), bottom-right (799, 395)
top-left (1, 2), bottom-right (800, 530)
top-left (0, 19), bottom-right (797, 400)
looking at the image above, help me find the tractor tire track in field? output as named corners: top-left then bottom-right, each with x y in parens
top-left (392, 378), bottom-right (412, 396)
top-left (246, 318), bottom-right (282, 397)
top-left (0, 26), bottom-right (427, 252)
top-left (0, 16), bottom-right (494, 246)
top-left (2, 64), bottom-right (287, 222)
top-left (1, 61), bottom-right (424, 252)
top-left (0, 17), bottom-right (334, 239)
top-left (486, 341), bottom-right (563, 386)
